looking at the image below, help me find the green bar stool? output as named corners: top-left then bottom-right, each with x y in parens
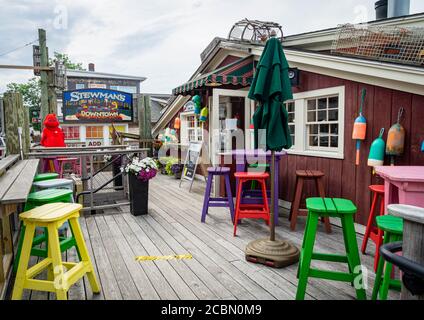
top-left (296, 198), bottom-right (366, 300)
top-left (371, 215), bottom-right (403, 300)
top-left (33, 172), bottom-right (59, 182)
top-left (14, 188), bottom-right (80, 273)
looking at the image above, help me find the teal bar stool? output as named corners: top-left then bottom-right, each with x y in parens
top-left (371, 215), bottom-right (403, 300)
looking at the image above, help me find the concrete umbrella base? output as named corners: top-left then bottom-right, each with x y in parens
top-left (245, 238), bottom-right (300, 269)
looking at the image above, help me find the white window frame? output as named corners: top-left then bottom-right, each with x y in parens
top-left (75, 83), bottom-right (85, 89)
top-left (180, 112), bottom-right (203, 145)
top-left (287, 86), bottom-right (345, 159)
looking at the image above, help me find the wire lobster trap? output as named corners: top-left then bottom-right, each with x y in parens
top-left (228, 19), bottom-right (283, 43)
top-left (331, 24), bottom-right (424, 66)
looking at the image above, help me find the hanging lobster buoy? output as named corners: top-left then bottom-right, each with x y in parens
top-left (199, 107), bottom-right (208, 122)
top-left (352, 89), bottom-right (367, 166)
top-left (192, 95), bottom-right (202, 115)
top-left (421, 141), bottom-right (424, 153)
top-left (386, 107), bottom-right (405, 165)
top-left (174, 116), bottom-right (181, 130)
top-left (368, 128), bottom-right (386, 167)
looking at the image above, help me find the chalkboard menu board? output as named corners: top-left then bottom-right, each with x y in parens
top-left (179, 142), bottom-right (202, 192)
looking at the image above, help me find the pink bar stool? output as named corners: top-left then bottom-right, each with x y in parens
top-left (57, 157), bottom-right (80, 178)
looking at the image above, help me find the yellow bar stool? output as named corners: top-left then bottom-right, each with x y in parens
top-left (12, 203), bottom-right (100, 300)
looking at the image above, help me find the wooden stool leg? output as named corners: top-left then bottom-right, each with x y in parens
top-left (296, 212), bottom-right (319, 300)
top-left (201, 173), bottom-right (213, 223)
top-left (362, 192), bottom-right (378, 254)
top-left (234, 179), bottom-right (244, 237)
top-left (12, 223), bottom-right (36, 300)
top-left (379, 233), bottom-right (402, 300)
top-left (224, 174), bottom-right (235, 223)
top-left (289, 175), bottom-right (299, 221)
top-left (69, 217), bottom-right (100, 293)
top-left (290, 177), bottom-right (304, 231)
top-left (47, 224), bottom-right (67, 300)
top-left (316, 178), bottom-right (331, 233)
top-left (342, 214), bottom-right (366, 300)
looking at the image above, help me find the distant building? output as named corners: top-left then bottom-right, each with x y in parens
top-left (58, 63), bottom-right (147, 146)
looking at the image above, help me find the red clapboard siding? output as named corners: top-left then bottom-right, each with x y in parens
top-left (279, 71), bottom-right (424, 226)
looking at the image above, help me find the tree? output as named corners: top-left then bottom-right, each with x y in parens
top-left (6, 77), bottom-right (41, 110)
top-left (49, 52), bottom-right (86, 71)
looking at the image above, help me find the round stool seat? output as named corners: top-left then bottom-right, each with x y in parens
top-left (33, 178), bottom-right (74, 190)
top-left (27, 188), bottom-right (73, 202)
top-left (207, 167), bottom-right (231, 175)
top-left (33, 173), bottom-right (59, 182)
top-left (369, 185), bottom-right (385, 194)
top-left (376, 215), bottom-right (403, 235)
top-left (235, 172), bottom-right (269, 179)
top-left (296, 170), bottom-right (324, 178)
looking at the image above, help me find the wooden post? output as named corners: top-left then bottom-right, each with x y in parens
top-left (3, 92), bottom-right (29, 157)
top-left (138, 94), bottom-right (152, 156)
top-left (47, 69), bottom-right (57, 115)
top-left (389, 205), bottom-right (424, 300)
top-left (39, 28), bottom-right (49, 127)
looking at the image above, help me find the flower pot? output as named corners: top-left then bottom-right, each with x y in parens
top-left (129, 174), bottom-right (149, 216)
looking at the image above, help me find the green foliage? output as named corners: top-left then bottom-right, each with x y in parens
top-left (49, 52), bottom-right (86, 71)
top-left (6, 77), bottom-right (41, 110)
top-left (160, 157), bottom-right (179, 176)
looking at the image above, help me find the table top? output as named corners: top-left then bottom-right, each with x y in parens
top-left (375, 166), bottom-right (424, 183)
top-left (0, 159), bottom-right (40, 204)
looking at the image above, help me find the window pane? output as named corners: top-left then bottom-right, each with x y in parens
top-left (288, 112), bottom-right (295, 123)
top-left (319, 136), bottom-right (329, 147)
top-left (329, 96), bottom-right (339, 109)
top-left (307, 100), bottom-right (316, 111)
top-left (309, 135), bottom-right (318, 147)
top-left (308, 111), bottom-right (316, 122)
top-left (310, 124), bottom-right (319, 134)
top-left (330, 136), bottom-right (339, 148)
top-left (331, 124), bottom-right (339, 134)
top-left (318, 110), bottom-right (327, 121)
top-left (329, 109), bottom-right (338, 121)
top-left (318, 98), bottom-right (327, 110)
top-left (320, 124), bottom-right (329, 134)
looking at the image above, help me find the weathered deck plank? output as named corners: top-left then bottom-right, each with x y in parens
top-left (13, 172), bottom-right (399, 301)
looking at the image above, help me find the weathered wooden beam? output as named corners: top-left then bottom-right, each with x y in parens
top-left (0, 65), bottom-right (53, 71)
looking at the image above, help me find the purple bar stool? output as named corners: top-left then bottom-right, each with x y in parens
top-left (201, 167), bottom-right (235, 223)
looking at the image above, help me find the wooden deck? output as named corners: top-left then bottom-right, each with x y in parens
top-left (9, 173), bottom-right (399, 300)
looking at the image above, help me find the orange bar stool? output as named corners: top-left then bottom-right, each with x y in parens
top-left (57, 157), bottom-right (80, 178)
top-left (361, 184), bottom-right (385, 271)
top-left (234, 172), bottom-right (270, 237)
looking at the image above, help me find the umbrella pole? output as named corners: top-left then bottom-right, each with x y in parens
top-left (270, 151), bottom-right (275, 242)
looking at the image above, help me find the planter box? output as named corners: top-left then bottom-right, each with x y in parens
top-left (129, 174), bottom-right (149, 216)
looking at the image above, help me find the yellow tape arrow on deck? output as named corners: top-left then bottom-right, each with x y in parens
top-left (135, 254), bottom-right (193, 262)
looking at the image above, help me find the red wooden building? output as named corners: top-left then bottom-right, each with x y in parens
top-left (154, 14), bottom-right (424, 227)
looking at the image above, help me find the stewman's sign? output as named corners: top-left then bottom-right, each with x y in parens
top-left (62, 88), bottom-right (133, 123)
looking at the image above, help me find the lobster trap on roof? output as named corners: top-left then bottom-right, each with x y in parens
top-left (228, 19), bottom-right (283, 43)
top-left (331, 24), bottom-right (424, 67)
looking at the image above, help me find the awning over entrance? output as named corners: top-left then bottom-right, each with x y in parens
top-left (172, 56), bottom-right (255, 96)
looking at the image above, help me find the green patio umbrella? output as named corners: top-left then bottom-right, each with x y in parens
top-left (245, 35), bottom-right (299, 268)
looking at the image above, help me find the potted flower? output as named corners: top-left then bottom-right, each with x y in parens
top-left (171, 163), bottom-right (184, 179)
top-left (122, 156), bottom-right (157, 216)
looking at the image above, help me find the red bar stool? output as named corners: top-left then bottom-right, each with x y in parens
top-left (234, 172), bottom-right (270, 237)
top-left (57, 157), bottom-right (80, 178)
top-left (361, 184), bottom-right (385, 271)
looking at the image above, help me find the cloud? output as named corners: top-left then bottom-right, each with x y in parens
top-left (1, 0), bottom-right (423, 93)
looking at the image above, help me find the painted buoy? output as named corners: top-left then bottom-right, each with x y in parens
top-left (368, 128), bottom-right (386, 167)
top-left (174, 117), bottom-right (181, 130)
top-left (352, 89), bottom-right (367, 166)
top-left (199, 107), bottom-right (208, 122)
top-left (386, 107), bottom-right (405, 165)
top-left (192, 95), bottom-right (202, 115)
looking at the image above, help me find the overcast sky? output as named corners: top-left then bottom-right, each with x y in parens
top-left (1, 0), bottom-right (423, 94)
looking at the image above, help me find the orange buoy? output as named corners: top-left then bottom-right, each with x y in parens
top-left (386, 107), bottom-right (405, 165)
top-left (352, 89), bottom-right (367, 165)
top-left (174, 117), bottom-right (181, 130)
